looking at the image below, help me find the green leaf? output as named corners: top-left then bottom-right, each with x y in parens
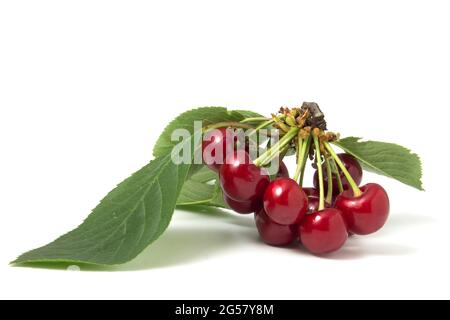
top-left (152, 106), bottom-right (262, 157)
top-left (333, 137), bottom-right (423, 190)
top-left (208, 182), bottom-right (228, 208)
top-left (177, 167), bottom-right (228, 208)
top-left (13, 153), bottom-right (190, 265)
top-left (177, 180), bottom-right (216, 206)
top-left (231, 109), bottom-right (264, 120)
top-left (14, 106), bottom-right (259, 267)
top-left (187, 166), bottom-right (217, 183)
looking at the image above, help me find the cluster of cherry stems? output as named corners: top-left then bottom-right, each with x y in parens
top-left (202, 127), bottom-right (390, 255)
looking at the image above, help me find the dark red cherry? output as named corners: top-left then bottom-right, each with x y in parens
top-left (313, 153), bottom-right (363, 196)
top-left (224, 194), bottom-right (261, 214)
top-left (307, 196), bottom-right (320, 213)
top-left (263, 178), bottom-right (308, 225)
top-left (255, 208), bottom-right (297, 246)
top-left (335, 183), bottom-right (390, 235)
top-left (299, 208), bottom-right (348, 254)
top-left (306, 196), bottom-right (331, 213)
top-left (202, 128), bottom-right (235, 172)
top-left (303, 187), bottom-right (319, 198)
top-left (220, 150), bottom-right (270, 202)
top-left (277, 161), bottom-right (290, 178)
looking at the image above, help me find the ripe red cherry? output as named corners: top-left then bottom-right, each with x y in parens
top-left (263, 178), bottom-right (308, 225)
top-left (277, 162), bottom-right (290, 178)
top-left (302, 188), bottom-right (334, 212)
top-left (255, 208), bottom-right (297, 246)
top-left (306, 196), bottom-right (331, 213)
top-left (220, 150), bottom-right (270, 202)
top-left (299, 208), bottom-right (348, 254)
top-left (224, 194), bottom-right (261, 214)
top-left (307, 196), bottom-right (320, 213)
top-left (202, 128), bottom-right (235, 172)
top-left (335, 183), bottom-right (390, 235)
top-left (303, 187), bottom-right (319, 198)
top-left (313, 153), bottom-right (363, 196)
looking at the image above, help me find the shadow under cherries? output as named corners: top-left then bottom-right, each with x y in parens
top-left (14, 211), bottom-right (430, 271)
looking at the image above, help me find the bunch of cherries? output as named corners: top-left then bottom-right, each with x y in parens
top-left (201, 105), bottom-right (389, 255)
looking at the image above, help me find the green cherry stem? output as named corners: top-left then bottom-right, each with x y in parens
top-left (255, 143), bottom-right (290, 170)
top-left (278, 143), bottom-right (290, 162)
top-left (330, 157), bottom-right (344, 193)
top-left (263, 144), bottom-right (290, 167)
top-left (246, 119), bottom-right (275, 138)
top-left (324, 142), bottom-right (362, 197)
top-left (256, 131), bottom-right (296, 167)
top-left (325, 157), bottom-right (333, 205)
top-left (299, 135), bottom-right (311, 186)
top-left (203, 121), bottom-right (254, 132)
top-left (293, 136), bottom-right (304, 182)
top-left (313, 134), bottom-right (325, 211)
top-left (255, 119), bottom-right (275, 131)
top-left (240, 117), bottom-right (271, 123)
top-left (254, 127), bottom-right (299, 167)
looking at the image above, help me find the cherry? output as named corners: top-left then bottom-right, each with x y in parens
top-left (202, 128), bottom-right (235, 172)
top-left (335, 183), bottom-right (389, 235)
top-left (299, 208), bottom-right (348, 254)
top-left (307, 196), bottom-right (320, 213)
top-left (303, 187), bottom-right (319, 198)
top-left (224, 194), bottom-right (261, 214)
top-left (306, 196), bottom-right (331, 213)
top-left (313, 153), bottom-right (363, 196)
top-left (220, 150), bottom-right (270, 202)
top-left (303, 188), bottom-right (334, 212)
top-left (255, 208), bottom-right (297, 246)
top-left (277, 161), bottom-right (290, 178)
top-left (263, 178), bottom-right (308, 225)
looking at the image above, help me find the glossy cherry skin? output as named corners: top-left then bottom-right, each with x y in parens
top-left (304, 188), bottom-right (335, 208)
top-left (299, 208), bottom-right (348, 254)
top-left (307, 196), bottom-right (320, 213)
top-left (335, 183), bottom-right (390, 235)
top-left (277, 162), bottom-right (290, 178)
top-left (263, 178), bottom-right (308, 225)
top-left (224, 194), bottom-right (261, 214)
top-left (255, 208), bottom-right (297, 246)
top-left (306, 196), bottom-right (331, 213)
top-left (220, 150), bottom-right (270, 202)
top-left (313, 153), bottom-right (363, 196)
top-left (202, 128), bottom-right (235, 172)
top-left (303, 187), bottom-right (319, 198)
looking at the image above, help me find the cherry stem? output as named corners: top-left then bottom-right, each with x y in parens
top-left (330, 158), bottom-right (344, 193)
top-left (246, 119), bottom-right (275, 139)
top-left (313, 134), bottom-right (325, 211)
top-left (255, 119), bottom-right (275, 131)
top-left (267, 144), bottom-right (290, 166)
top-left (279, 144), bottom-right (290, 162)
top-left (256, 143), bottom-right (290, 169)
top-left (256, 130), bottom-right (296, 167)
top-left (293, 136), bottom-right (304, 182)
top-left (254, 127), bottom-right (298, 167)
top-left (299, 136), bottom-right (311, 186)
top-left (325, 157), bottom-right (333, 204)
top-left (203, 121), bottom-right (254, 132)
top-left (240, 117), bottom-right (271, 123)
top-left (324, 142), bottom-right (362, 197)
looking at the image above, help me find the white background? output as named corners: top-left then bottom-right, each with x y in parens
top-left (0, 0), bottom-right (448, 300)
